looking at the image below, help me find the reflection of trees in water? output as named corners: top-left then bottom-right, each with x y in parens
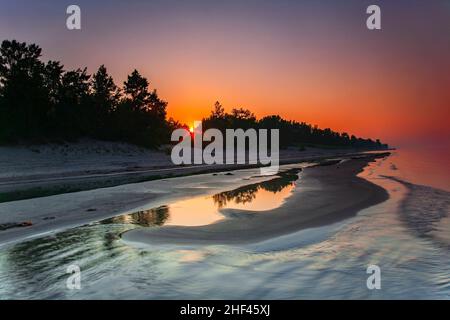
top-left (213, 169), bottom-right (300, 208)
top-left (0, 209), bottom-right (167, 297)
top-left (214, 185), bottom-right (259, 207)
top-left (106, 169), bottom-right (300, 227)
top-left (0, 169), bottom-right (301, 297)
top-left (105, 206), bottom-right (169, 227)
top-left (1, 208), bottom-right (171, 295)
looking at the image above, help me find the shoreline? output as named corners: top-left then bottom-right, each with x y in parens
top-left (0, 151), bottom-right (390, 248)
top-left (122, 153), bottom-right (390, 246)
top-left (0, 144), bottom-right (391, 203)
top-left (0, 162), bottom-right (307, 247)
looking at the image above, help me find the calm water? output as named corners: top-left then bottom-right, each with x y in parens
top-left (0, 148), bottom-right (448, 299)
top-left (103, 169), bottom-right (298, 227)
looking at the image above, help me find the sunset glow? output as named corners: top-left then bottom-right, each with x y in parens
top-left (1, 0), bottom-right (449, 147)
top-left (1, 0), bottom-right (449, 302)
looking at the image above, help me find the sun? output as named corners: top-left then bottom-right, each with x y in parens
top-left (189, 126), bottom-right (194, 133)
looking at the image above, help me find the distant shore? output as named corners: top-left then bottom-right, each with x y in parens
top-left (122, 152), bottom-right (390, 246)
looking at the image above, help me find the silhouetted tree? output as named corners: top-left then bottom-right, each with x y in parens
top-left (114, 69), bottom-right (168, 147)
top-left (91, 65), bottom-right (120, 138)
top-left (212, 101), bottom-right (225, 119)
top-left (54, 68), bottom-right (91, 139)
top-left (0, 40), bottom-right (387, 150)
top-left (0, 40), bottom-right (50, 141)
top-left (202, 102), bottom-right (388, 150)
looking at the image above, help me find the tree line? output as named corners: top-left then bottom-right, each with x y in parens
top-left (0, 40), bottom-right (175, 147)
top-left (203, 102), bottom-right (387, 149)
top-left (0, 40), bottom-right (387, 150)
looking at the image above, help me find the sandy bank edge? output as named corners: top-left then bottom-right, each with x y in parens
top-left (122, 153), bottom-right (390, 246)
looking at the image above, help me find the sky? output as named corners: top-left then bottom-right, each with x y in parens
top-left (0, 0), bottom-right (449, 146)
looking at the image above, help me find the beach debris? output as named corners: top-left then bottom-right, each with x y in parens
top-left (0, 221), bottom-right (33, 231)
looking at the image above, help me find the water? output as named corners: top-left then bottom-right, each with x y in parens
top-left (103, 169), bottom-right (298, 227)
top-left (0, 148), bottom-right (448, 299)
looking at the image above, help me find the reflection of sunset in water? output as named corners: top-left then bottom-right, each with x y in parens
top-left (218, 185), bottom-right (295, 211)
top-left (106, 169), bottom-right (300, 227)
top-left (1, 156), bottom-right (449, 299)
top-left (165, 196), bottom-right (222, 226)
top-left (361, 146), bottom-right (450, 192)
top-left (165, 183), bottom-right (296, 226)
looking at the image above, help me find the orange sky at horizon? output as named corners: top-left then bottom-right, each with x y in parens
top-left (108, 1), bottom-right (450, 147)
top-left (2, 0), bottom-right (449, 147)
top-left (154, 45), bottom-right (450, 147)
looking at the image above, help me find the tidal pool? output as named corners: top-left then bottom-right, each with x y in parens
top-left (102, 169), bottom-right (299, 227)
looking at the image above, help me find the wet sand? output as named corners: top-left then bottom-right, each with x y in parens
top-left (122, 153), bottom-right (390, 246)
top-left (0, 144), bottom-right (383, 199)
top-left (0, 168), bottom-right (276, 246)
top-left (0, 152), bottom-right (389, 247)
